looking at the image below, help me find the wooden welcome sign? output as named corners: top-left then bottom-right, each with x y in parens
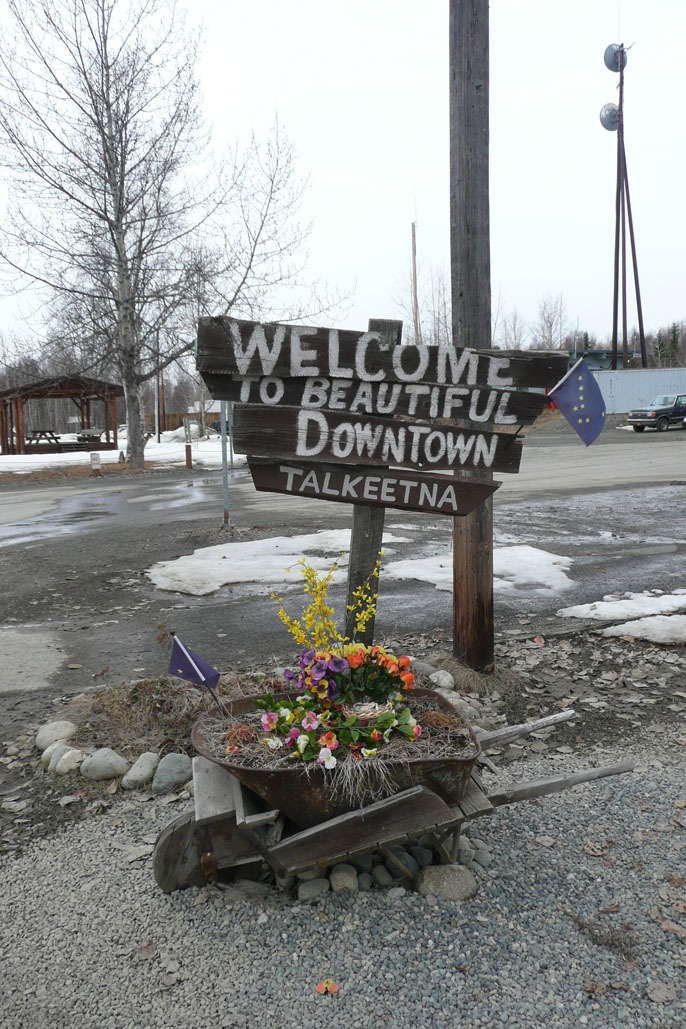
top-left (196, 317), bottom-right (567, 517)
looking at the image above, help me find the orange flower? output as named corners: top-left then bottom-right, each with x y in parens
top-left (347, 649), bottom-right (366, 669)
top-left (400, 670), bottom-right (415, 690)
top-left (318, 731), bottom-right (339, 750)
top-left (398, 656), bottom-right (412, 669)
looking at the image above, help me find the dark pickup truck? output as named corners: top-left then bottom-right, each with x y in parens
top-left (626, 394), bottom-right (686, 432)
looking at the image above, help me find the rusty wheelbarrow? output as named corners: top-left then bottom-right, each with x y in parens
top-left (152, 705), bottom-right (633, 893)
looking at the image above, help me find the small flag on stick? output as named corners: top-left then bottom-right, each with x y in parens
top-left (168, 634), bottom-right (228, 715)
top-left (548, 358), bottom-right (606, 446)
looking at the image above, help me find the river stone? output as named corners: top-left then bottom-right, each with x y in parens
top-left (121, 752), bottom-right (159, 789)
top-left (411, 660), bottom-right (437, 678)
top-left (151, 753), bottom-right (192, 794)
top-left (409, 845), bottom-right (434, 868)
top-left (81, 748), bottom-right (130, 781)
top-left (297, 878), bottom-right (330, 901)
top-left (47, 743), bottom-right (74, 773)
top-left (357, 872), bottom-right (374, 892)
top-left (41, 739), bottom-right (70, 768)
top-left (330, 863), bottom-right (358, 892)
top-left (429, 669), bottom-right (455, 690)
top-left (416, 864), bottom-right (478, 901)
top-left (54, 748), bottom-right (86, 775)
top-left (35, 721), bottom-right (78, 751)
top-left (371, 865), bottom-right (394, 888)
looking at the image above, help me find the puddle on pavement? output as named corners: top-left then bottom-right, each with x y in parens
top-left (0, 481), bottom-right (217, 547)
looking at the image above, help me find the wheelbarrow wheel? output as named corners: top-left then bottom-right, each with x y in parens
top-left (152, 810), bottom-right (207, 894)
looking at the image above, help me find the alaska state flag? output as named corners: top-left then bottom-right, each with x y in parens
top-left (548, 359), bottom-right (606, 446)
top-left (168, 634), bottom-right (220, 690)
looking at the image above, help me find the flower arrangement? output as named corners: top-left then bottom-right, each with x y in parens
top-left (229, 556), bottom-right (423, 770)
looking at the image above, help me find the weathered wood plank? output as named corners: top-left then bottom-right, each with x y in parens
top-left (248, 459), bottom-right (501, 517)
top-left (487, 762), bottom-right (635, 807)
top-left (476, 710), bottom-right (576, 751)
top-left (193, 756), bottom-right (237, 826)
top-left (450, 776), bottom-right (494, 820)
top-left (344, 318), bottom-right (400, 644)
top-left (267, 786), bottom-right (456, 874)
top-left (234, 405), bottom-right (523, 475)
top-left (199, 371), bottom-right (551, 426)
top-left (230, 774), bottom-right (280, 828)
top-left (197, 317), bottom-right (568, 390)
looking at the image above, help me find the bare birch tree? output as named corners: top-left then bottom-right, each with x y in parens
top-left (0, 0), bottom-right (309, 465)
top-left (531, 293), bottom-right (570, 350)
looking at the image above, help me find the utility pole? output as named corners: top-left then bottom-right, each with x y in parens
top-left (449, 0), bottom-right (494, 669)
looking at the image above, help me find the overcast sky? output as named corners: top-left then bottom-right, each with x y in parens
top-left (193, 0), bottom-right (685, 344)
top-left (0, 1), bottom-right (683, 347)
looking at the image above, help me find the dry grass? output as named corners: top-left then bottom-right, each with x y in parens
top-left (64, 672), bottom-right (269, 759)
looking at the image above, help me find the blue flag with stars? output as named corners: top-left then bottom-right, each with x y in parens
top-left (548, 359), bottom-right (606, 446)
top-left (168, 634), bottom-right (220, 690)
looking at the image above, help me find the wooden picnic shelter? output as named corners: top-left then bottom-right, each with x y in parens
top-left (0, 375), bottom-right (123, 455)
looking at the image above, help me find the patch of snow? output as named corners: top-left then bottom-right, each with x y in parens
top-left (557, 590), bottom-right (686, 622)
top-left (600, 614), bottom-right (686, 645)
top-left (147, 530), bottom-right (410, 596)
top-left (384, 543), bottom-right (574, 595)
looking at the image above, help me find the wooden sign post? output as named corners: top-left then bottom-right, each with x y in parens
top-left (450, 0), bottom-right (494, 669)
top-left (197, 315), bottom-right (567, 654)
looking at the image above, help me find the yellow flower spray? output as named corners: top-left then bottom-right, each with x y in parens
top-left (272, 554), bottom-right (383, 650)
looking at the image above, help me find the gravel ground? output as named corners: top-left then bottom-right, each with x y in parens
top-left (1, 732), bottom-right (684, 1029)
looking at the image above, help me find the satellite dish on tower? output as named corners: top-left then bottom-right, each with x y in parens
top-left (604, 44), bottom-right (627, 72)
top-left (600, 103), bottom-right (619, 131)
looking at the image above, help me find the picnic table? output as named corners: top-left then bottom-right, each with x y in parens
top-left (27, 429), bottom-right (61, 445)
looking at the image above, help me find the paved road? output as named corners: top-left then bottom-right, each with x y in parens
top-left (0, 427), bottom-right (683, 730)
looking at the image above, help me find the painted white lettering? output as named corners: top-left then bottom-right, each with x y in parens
top-left (418, 482), bottom-right (439, 506)
top-left (280, 465), bottom-right (304, 492)
top-left (376, 382), bottom-right (401, 414)
top-left (328, 331), bottom-right (354, 378)
top-left (407, 425), bottom-right (431, 462)
top-left (425, 431), bottom-right (447, 462)
top-left (445, 431), bottom-right (475, 466)
top-left (381, 425), bottom-right (406, 463)
top-left (328, 380), bottom-right (349, 410)
top-left (259, 378), bottom-right (284, 405)
top-left (392, 345), bottom-right (430, 383)
top-left (301, 470), bottom-right (319, 491)
top-left (494, 393), bottom-right (517, 424)
top-left (429, 386), bottom-right (440, 418)
top-left (468, 389), bottom-right (498, 423)
top-left (441, 386), bottom-right (470, 418)
top-left (487, 356), bottom-right (514, 388)
top-left (297, 411), bottom-right (328, 457)
top-left (332, 422), bottom-right (355, 458)
top-left (380, 478), bottom-right (397, 503)
top-left (404, 384), bottom-right (430, 416)
top-left (475, 434), bottom-right (498, 467)
top-left (436, 346), bottom-right (479, 386)
top-left (363, 477), bottom-right (380, 501)
top-left (437, 485), bottom-right (458, 511)
top-left (290, 327), bottom-right (320, 376)
top-left (354, 333), bottom-right (384, 382)
top-left (350, 381), bottom-right (373, 413)
top-left (301, 378), bottom-right (329, 408)
top-left (341, 474), bottom-right (363, 498)
top-left (354, 422), bottom-right (383, 457)
top-left (398, 479), bottom-right (417, 503)
top-left (321, 472), bottom-right (340, 497)
top-left (239, 378), bottom-right (256, 402)
top-left (230, 321), bottom-right (284, 376)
